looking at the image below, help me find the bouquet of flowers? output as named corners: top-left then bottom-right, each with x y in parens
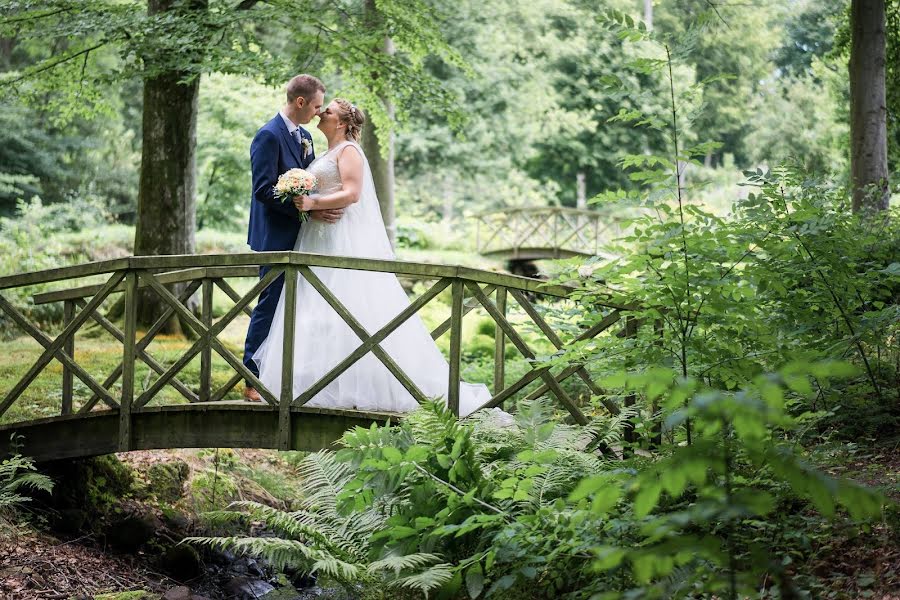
top-left (274, 168), bottom-right (318, 222)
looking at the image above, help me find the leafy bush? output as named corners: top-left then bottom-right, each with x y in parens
top-left (189, 368), bottom-right (888, 598)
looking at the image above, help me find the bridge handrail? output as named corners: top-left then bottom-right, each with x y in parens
top-left (0, 252), bottom-right (633, 307)
top-left (472, 206), bottom-right (618, 219)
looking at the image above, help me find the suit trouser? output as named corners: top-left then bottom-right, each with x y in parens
top-left (242, 264), bottom-right (285, 383)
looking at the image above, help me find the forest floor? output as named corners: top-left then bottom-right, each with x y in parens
top-left (0, 443), bottom-right (896, 599)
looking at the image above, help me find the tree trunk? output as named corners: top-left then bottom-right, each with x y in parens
top-left (644, 0), bottom-right (653, 31)
top-left (133, 0), bottom-right (204, 333)
top-left (362, 96), bottom-right (396, 246)
top-left (850, 0), bottom-right (890, 214)
top-left (362, 0), bottom-right (397, 246)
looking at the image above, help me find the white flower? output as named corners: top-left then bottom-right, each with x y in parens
top-left (577, 265), bottom-right (594, 278)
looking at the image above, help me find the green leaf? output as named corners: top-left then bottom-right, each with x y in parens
top-left (465, 563), bottom-right (484, 598)
top-left (382, 447), bottom-right (403, 462)
top-left (634, 481), bottom-right (662, 517)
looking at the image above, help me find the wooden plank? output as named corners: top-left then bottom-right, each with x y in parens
top-left (0, 258), bottom-right (130, 291)
top-left (465, 281), bottom-right (588, 425)
top-left (18, 251), bottom-right (627, 308)
top-left (493, 288), bottom-right (507, 397)
top-left (297, 265), bottom-right (430, 405)
top-left (455, 267), bottom-right (574, 299)
top-left (62, 300), bottom-right (74, 415)
top-left (279, 267), bottom-right (298, 450)
top-left (294, 277), bottom-right (451, 406)
top-left (199, 279), bottom-right (213, 403)
top-left (0, 404), bottom-right (398, 463)
top-left (447, 280), bottom-right (463, 417)
top-left (431, 284), bottom-right (496, 340)
top-left (0, 271), bottom-right (125, 417)
top-left (134, 269), bottom-right (283, 408)
top-left (33, 266), bottom-right (258, 305)
top-left (118, 271), bottom-right (138, 451)
top-left (74, 298), bottom-right (198, 404)
top-left (32, 266), bottom-right (208, 305)
top-left (77, 279), bottom-right (203, 414)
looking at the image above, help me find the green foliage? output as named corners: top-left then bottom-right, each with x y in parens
top-left (192, 380), bottom-right (889, 598)
top-left (0, 436), bottom-right (54, 526)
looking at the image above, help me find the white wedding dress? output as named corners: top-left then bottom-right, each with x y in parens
top-left (253, 140), bottom-right (492, 416)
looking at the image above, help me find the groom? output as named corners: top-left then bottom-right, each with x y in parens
top-left (242, 74), bottom-right (343, 402)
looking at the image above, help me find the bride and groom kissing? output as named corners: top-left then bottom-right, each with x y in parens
top-left (239, 74), bottom-right (490, 417)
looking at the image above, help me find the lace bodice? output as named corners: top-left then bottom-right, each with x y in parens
top-left (308, 143), bottom-right (350, 195)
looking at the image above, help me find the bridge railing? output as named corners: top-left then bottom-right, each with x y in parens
top-left (0, 253), bottom-right (635, 453)
top-left (474, 206), bottom-right (626, 259)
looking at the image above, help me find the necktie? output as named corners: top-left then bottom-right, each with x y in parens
top-left (292, 128), bottom-right (304, 154)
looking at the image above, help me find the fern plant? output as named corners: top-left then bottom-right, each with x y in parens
top-left (0, 440), bottom-right (54, 530)
top-left (189, 399), bottom-right (630, 597)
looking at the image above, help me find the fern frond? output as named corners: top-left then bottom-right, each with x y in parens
top-left (368, 552), bottom-right (443, 576)
top-left (388, 562), bottom-right (454, 595)
top-left (297, 451), bottom-right (353, 515)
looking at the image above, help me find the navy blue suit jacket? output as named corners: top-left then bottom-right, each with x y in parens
top-left (247, 114), bottom-right (315, 251)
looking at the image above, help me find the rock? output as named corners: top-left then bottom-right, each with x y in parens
top-left (160, 543), bottom-right (203, 580)
top-left (163, 586), bottom-right (193, 600)
top-left (225, 576), bottom-right (276, 600)
top-left (284, 565), bottom-right (317, 590)
top-left (160, 506), bottom-right (192, 533)
top-left (231, 556), bottom-right (266, 578)
top-left (149, 459), bottom-right (190, 503)
top-left (260, 588), bottom-right (304, 600)
top-left (106, 512), bottom-right (159, 553)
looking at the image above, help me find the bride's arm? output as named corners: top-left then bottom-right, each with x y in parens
top-left (293, 146), bottom-right (363, 212)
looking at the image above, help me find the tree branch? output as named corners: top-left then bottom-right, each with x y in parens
top-left (0, 41), bottom-right (108, 88)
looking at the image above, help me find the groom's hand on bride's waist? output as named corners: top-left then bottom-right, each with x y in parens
top-left (310, 208), bottom-right (344, 223)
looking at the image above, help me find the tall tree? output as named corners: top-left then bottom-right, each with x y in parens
top-left (133, 0), bottom-right (205, 331)
top-left (2, 0), bottom-right (464, 328)
top-left (362, 0), bottom-right (396, 245)
top-left (850, 0), bottom-right (891, 213)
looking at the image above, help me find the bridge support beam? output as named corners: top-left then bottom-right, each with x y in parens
top-left (2, 404), bottom-right (395, 463)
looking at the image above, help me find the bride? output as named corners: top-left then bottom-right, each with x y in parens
top-left (252, 98), bottom-right (492, 417)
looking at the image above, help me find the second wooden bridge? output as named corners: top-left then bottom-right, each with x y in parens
top-left (0, 253), bottom-right (635, 462)
top-left (474, 206), bottom-right (625, 261)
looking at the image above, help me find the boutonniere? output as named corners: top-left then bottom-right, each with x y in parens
top-left (301, 137), bottom-right (313, 157)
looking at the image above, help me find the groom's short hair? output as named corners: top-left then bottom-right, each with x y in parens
top-left (286, 75), bottom-right (325, 103)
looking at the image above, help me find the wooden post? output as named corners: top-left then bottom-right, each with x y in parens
top-left (279, 267), bottom-right (298, 450)
top-left (118, 271), bottom-right (138, 452)
top-left (199, 278), bottom-right (213, 403)
top-left (493, 287), bottom-right (507, 399)
top-left (622, 315), bottom-right (638, 457)
top-left (448, 279), bottom-right (463, 417)
top-left (552, 212), bottom-right (559, 257)
top-left (61, 300), bottom-right (74, 415)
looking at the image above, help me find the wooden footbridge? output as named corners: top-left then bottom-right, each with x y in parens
top-left (473, 206), bottom-right (625, 261)
top-left (0, 253), bottom-right (635, 462)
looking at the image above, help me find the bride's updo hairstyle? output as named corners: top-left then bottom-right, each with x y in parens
top-left (334, 98), bottom-right (365, 142)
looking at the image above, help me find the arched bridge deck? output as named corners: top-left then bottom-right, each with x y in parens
top-left (0, 253), bottom-right (636, 462)
top-left (474, 207), bottom-right (626, 261)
